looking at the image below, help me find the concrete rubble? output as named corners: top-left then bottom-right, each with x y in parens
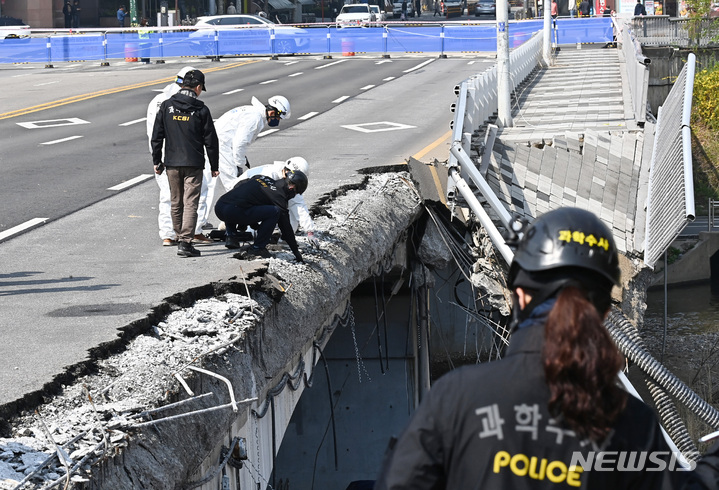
top-left (0, 170), bottom-right (437, 489)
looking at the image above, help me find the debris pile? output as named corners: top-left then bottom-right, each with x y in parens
top-left (0, 171), bottom-right (425, 490)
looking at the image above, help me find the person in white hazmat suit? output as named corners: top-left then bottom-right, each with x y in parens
top-left (146, 66), bottom-right (216, 246)
top-left (213, 95), bottom-right (291, 192)
top-left (225, 156), bottom-right (319, 249)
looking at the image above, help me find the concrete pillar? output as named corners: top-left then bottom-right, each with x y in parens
top-left (543, 0), bottom-right (552, 65)
top-left (496, 0), bottom-right (513, 127)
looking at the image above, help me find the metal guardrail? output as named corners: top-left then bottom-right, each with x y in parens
top-left (631, 15), bottom-right (719, 47)
top-left (449, 30), bottom-right (542, 162)
top-left (445, 31), bottom-right (542, 264)
top-left (618, 19), bottom-right (650, 126)
top-left (644, 52), bottom-right (696, 268)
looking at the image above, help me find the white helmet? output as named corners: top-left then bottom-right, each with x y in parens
top-left (268, 95), bottom-right (291, 119)
top-left (285, 156), bottom-right (309, 177)
top-left (176, 66), bottom-right (196, 84)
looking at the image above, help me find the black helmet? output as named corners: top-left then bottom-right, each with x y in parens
top-left (286, 169), bottom-right (308, 195)
top-left (508, 207), bottom-right (620, 289)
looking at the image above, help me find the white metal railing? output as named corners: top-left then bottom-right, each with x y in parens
top-left (444, 31), bottom-right (542, 264)
top-left (631, 16), bottom-right (719, 47)
top-left (644, 53), bottom-right (696, 268)
top-left (449, 31), bottom-right (542, 170)
top-left (619, 20), bottom-right (650, 126)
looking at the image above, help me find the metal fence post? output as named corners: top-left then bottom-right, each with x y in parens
top-left (212, 28), bottom-right (221, 62)
top-left (325, 25), bottom-right (332, 59)
top-left (439, 24), bottom-right (447, 58)
top-left (45, 38), bottom-right (54, 68)
top-left (101, 32), bottom-right (109, 66)
top-left (382, 25), bottom-right (390, 58)
top-left (157, 30), bottom-right (165, 63)
top-left (710, 198), bottom-right (714, 232)
top-left (271, 27), bottom-right (278, 60)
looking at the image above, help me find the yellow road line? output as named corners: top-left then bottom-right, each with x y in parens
top-left (410, 129), bottom-right (452, 205)
top-left (0, 60), bottom-right (261, 120)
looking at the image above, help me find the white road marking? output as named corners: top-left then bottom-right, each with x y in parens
top-left (0, 218), bottom-right (49, 242)
top-left (403, 59), bottom-right (434, 73)
top-left (376, 60), bottom-right (392, 65)
top-left (223, 88), bottom-right (244, 95)
top-left (289, 72), bottom-right (303, 77)
top-left (41, 135), bottom-right (84, 145)
top-left (284, 61), bottom-right (299, 65)
top-left (360, 84), bottom-right (375, 90)
top-left (298, 112), bottom-right (318, 120)
top-left (119, 118), bottom-right (145, 127)
top-left (315, 59), bottom-right (347, 70)
top-left (341, 121), bottom-right (416, 133)
top-left (332, 95), bottom-right (350, 103)
top-left (258, 129), bottom-right (280, 137)
top-left (33, 81), bottom-right (60, 87)
top-left (260, 79), bottom-right (277, 84)
top-left (17, 118), bottom-right (90, 129)
top-left (107, 174), bottom-right (154, 191)
top-left (383, 76), bottom-right (396, 81)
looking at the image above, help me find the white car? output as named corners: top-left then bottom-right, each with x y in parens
top-left (192, 14), bottom-right (309, 55)
top-left (336, 4), bottom-right (377, 27)
top-left (0, 22), bottom-right (29, 39)
top-left (370, 5), bottom-right (387, 22)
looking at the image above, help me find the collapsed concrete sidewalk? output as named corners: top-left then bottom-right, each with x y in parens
top-left (0, 168), bottom-right (451, 489)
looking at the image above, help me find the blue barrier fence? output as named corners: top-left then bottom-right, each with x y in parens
top-left (0, 18), bottom-right (612, 64)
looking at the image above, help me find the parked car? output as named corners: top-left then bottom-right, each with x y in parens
top-left (336, 4), bottom-right (377, 27)
top-left (474, 0), bottom-right (511, 16)
top-left (191, 14), bottom-right (309, 55)
top-left (392, 1), bottom-right (416, 17)
top-left (0, 16), bottom-right (29, 39)
top-left (370, 4), bottom-right (387, 22)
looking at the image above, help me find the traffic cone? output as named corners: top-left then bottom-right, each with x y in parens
top-left (124, 43), bottom-right (138, 62)
top-left (341, 38), bottom-right (355, 56)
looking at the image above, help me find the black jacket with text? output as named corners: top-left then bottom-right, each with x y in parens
top-left (150, 91), bottom-right (219, 172)
top-left (375, 301), bottom-right (688, 490)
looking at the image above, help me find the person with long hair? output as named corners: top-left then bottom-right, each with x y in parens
top-left (375, 207), bottom-right (685, 489)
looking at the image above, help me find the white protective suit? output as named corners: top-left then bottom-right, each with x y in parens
top-left (233, 161), bottom-right (315, 233)
top-left (146, 84), bottom-right (216, 239)
top-left (214, 96), bottom-right (267, 191)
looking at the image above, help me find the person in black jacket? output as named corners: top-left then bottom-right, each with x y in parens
top-left (579, 0), bottom-right (591, 16)
top-left (376, 207), bottom-right (688, 490)
top-left (633, 0), bottom-right (647, 15)
top-left (214, 171), bottom-right (307, 262)
top-left (63, 1), bottom-right (72, 28)
top-left (151, 69), bottom-right (219, 258)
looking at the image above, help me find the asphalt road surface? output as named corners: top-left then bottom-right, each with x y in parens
top-left (0, 53), bottom-right (493, 409)
top-left (0, 54), bottom-right (493, 237)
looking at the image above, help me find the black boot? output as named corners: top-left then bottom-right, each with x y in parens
top-left (177, 241), bottom-right (201, 257)
top-left (225, 235), bottom-right (241, 249)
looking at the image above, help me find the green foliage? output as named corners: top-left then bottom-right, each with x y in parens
top-left (691, 64), bottom-right (719, 215)
top-left (686, 0), bottom-right (719, 45)
top-left (693, 64), bottom-right (719, 132)
top-left (666, 246), bottom-right (682, 264)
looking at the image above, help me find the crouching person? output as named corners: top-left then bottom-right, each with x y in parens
top-left (214, 171), bottom-right (308, 262)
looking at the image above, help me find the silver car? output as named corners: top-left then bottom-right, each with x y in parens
top-left (192, 14), bottom-right (309, 55)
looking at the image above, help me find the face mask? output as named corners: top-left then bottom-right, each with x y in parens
top-left (287, 187), bottom-right (297, 199)
top-left (268, 118), bottom-right (280, 127)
